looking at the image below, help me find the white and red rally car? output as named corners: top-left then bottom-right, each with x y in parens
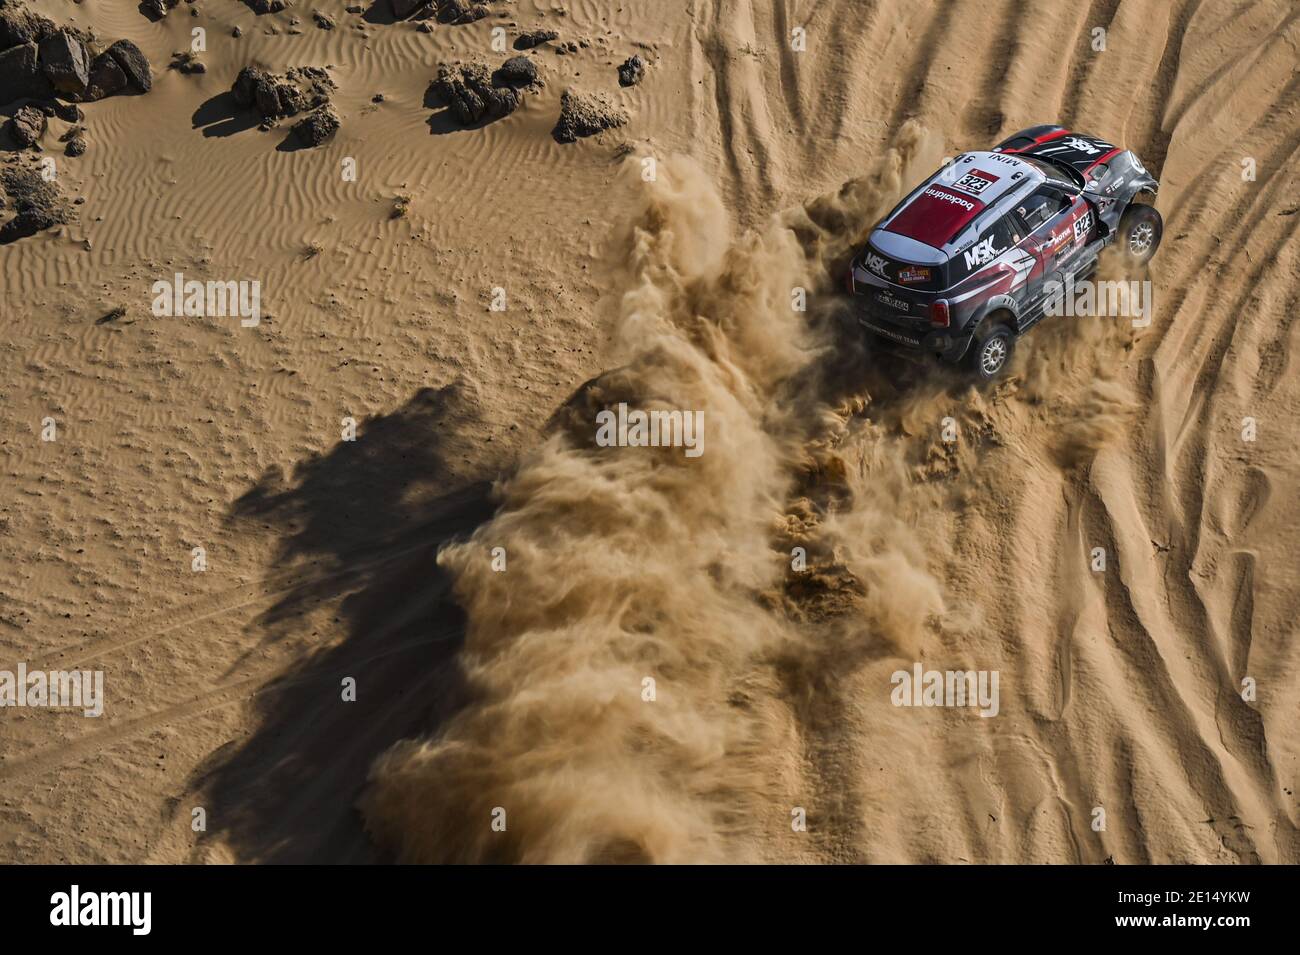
top-left (846, 126), bottom-right (1162, 379)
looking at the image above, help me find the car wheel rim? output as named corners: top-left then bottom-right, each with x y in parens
top-left (981, 338), bottom-right (1007, 375)
top-left (1130, 221), bottom-right (1154, 255)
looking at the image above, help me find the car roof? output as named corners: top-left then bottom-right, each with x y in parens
top-left (877, 151), bottom-right (1044, 257)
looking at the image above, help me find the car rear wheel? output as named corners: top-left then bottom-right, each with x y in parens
top-left (1118, 203), bottom-right (1163, 265)
top-left (968, 324), bottom-right (1014, 381)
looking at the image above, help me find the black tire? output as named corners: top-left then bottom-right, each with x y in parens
top-left (1118, 203), bottom-right (1163, 265)
top-left (968, 323), bottom-right (1014, 381)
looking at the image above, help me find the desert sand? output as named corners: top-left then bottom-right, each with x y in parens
top-left (1, 0), bottom-right (1297, 864)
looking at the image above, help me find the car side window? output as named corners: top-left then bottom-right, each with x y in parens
top-left (1016, 189), bottom-right (1071, 230)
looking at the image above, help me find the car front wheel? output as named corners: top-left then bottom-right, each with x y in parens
top-left (1118, 203), bottom-right (1163, 265)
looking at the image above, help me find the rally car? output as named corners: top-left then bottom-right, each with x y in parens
top-left (845, 126), bottom-right (1162, 379)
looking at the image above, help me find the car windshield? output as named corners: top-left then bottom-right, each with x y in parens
top-left (1019, 155), bottom-right (1086, 192)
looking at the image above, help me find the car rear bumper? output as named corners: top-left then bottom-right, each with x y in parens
top-left (857, 312), bottom-right (972, 362)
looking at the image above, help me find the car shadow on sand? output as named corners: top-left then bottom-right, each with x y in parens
top-left (187, 382), bottom-right (498, 862)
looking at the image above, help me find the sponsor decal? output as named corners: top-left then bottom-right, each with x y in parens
top-left (951, 169), bottom-right (998, 196)
top-left (860, 317), bottom-right (920, 346)
top-left (963, 234), bottom-right (1005, 270)
top-left (864, 252), bottom-right (889, 277)
top-left (898, 266), bottom-right (932, 284)
top-left (877, 291), bottom-right (912, 312)
top-left (1064, 136), bottom-right (1105, 155)
top-left (1073, 209), bottom-right (1094, 243)
top-left (923, 187), bottom-right (975, 211)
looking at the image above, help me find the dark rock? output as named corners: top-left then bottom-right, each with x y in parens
top-left (85, 51), bottom-right (128, 100)
top-left (233, 65), bottom-right (335, 120)
top-left (169, 51), bottom-right (205, 74)
top-left (390, 0), bottom-right (422, 17)
top-left (141, 0), bottom-right (181, 19)
top-left (0, 160), bottom-right (68, 243)
top-left (0, 41), bottom-right (46, 101)
top-left (5, 103), bottom-right (45, 146)
top-left (53, 101), bottom-right (81, 122)
top-left (514, 29), bottom-right (557, 50)
top-left (0, 1), bottom-right (56, 51)
top-left (39, 31), bottom-right (91, 96)
top-left (493, 55), bottom-right (538, 89)
top-left (437, 0), bottom-right (487, 24)
top-left (106, 39), bottom-right (152, 92)
top-left (429, 61), bottom-right (520, 126)
top-left (552, 88), bottom-right (627, 143)
top-left (313, 10), bottom-right (335, 29)
top-left (290, 103), bottom-right (339, 147)
top-left (233, 26), bottom-right (243, 37)
top-left (246, 0), bottom-right (292, 13)
top-left (617, 54), bottom-right (645, 87)
top-left (64, 133), bottom-right (85, 155)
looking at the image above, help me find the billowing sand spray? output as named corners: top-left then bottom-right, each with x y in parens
top-left (362, 123), bottom-right (950, 863)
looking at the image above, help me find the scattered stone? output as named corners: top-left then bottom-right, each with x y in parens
top-left (106, 39), bottom-right (152, 92)
top-left (417, 20), bottom-right (433, 33)
top-left (438, 1), bottom-right (488, 25)
top-left (38, 31), bottom-right (91, 97)
top-left (290, 103), bottom-right (339, 147)
top-left (429, 60), bottom-right (521, 125)
top-left (493, 55), bottom-right (538, 89)
top-left (372, 92), bottom-right (385, 102)
top-left (246, 0), bottom-right (292, 13)
top-left (232, 65), bottom-right (335, 120)
top-left (552, 88), bottom-right (627, 143)
top-left (313, 10), bottom-right (335, 29)
top-left (97, 305), bottom-right (127, 324)
top-left (5, 104), bottom-right (45, 146)
top-left (64, 132), bottom-right (85, 156)
top-left (345, 3), bottom-right (364, 12)
top-left (141, 0), bottom-right (181, 19)
top-left (514, 28), bottom-right (557, 49)
top-left (617, 54), bottom-right (645, 87)
top-left (233, 26), bottom-right (243, 38)
top-left (169, 51), bottom-right (206, 74)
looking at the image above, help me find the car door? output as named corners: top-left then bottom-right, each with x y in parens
top-left (1012, 187), bottom-right (1078, 323)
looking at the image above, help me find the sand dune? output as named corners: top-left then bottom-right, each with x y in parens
top-left (1, 0), bottom-right (1297, 863)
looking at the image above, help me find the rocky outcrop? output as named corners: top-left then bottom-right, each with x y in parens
top-left (39, 31), bottom-right (90, 97)
top-left (0, 160), bottom-right (70, 242)
top-left (232, 66), bottom-right (335, 120)
top-left (0, 1), bottom-right (56, 51)
top-left (429, 60), bottom-right (529, 126)
top-left (4, 102), bottom-right (44, 146)
top-left (552, 89), bottom-right (627, 143)
top-left (290, 103), bottom-right (339, 147)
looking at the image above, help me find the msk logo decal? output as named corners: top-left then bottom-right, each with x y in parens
top-left (963, 235), bottom-right (1005, 270)
top-left (898, 266), bottom-right (931, 284)
top-left (864, 252), bottom-right (889, 276)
